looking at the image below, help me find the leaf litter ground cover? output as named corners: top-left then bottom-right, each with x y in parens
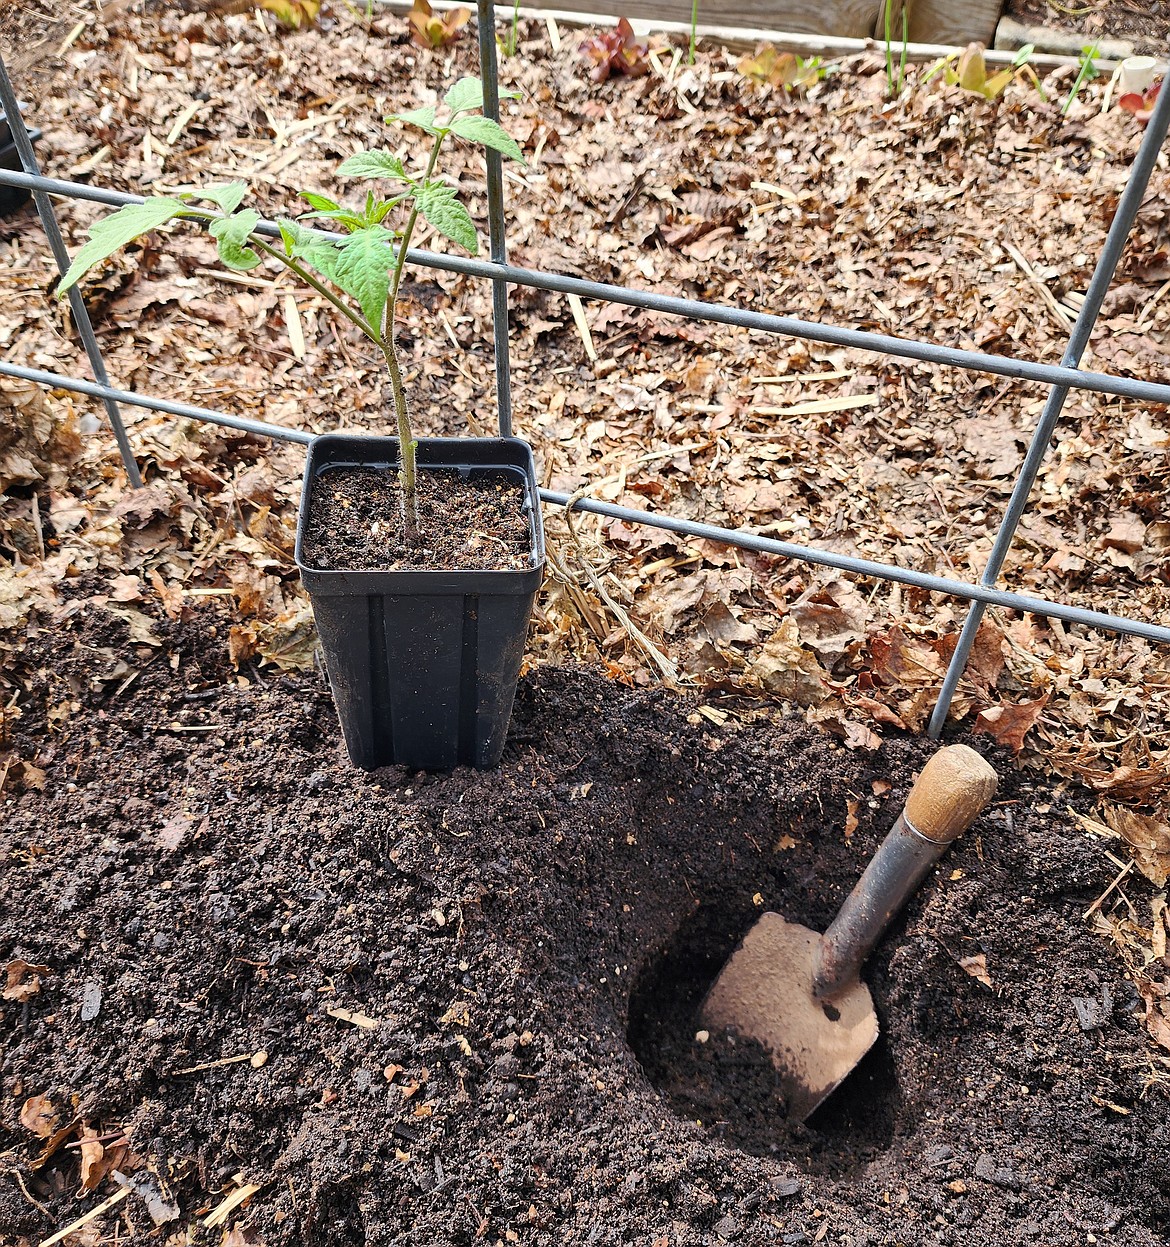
top-left (0, 3), bottom-right (1169, 1242)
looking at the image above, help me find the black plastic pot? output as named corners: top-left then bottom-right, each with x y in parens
top-left (0, 103), bottom-right (39, 217)
top-left (294, 433), bottom-right (546, 772)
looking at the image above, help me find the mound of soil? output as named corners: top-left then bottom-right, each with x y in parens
top-left (1, 605), bottom-right (1166, 1246)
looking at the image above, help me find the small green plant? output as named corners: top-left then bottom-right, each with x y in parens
top-left (882, 0), bottom-right (909, 99)
top-left (926, 41), bottom-right (1046, 102)
top-left (687, 0), bottom-right (698, 66)
top-left (217, 0), bottom-right (321, 29)
top-left (1061, 42), bottom-right (1099, 114)
top-left (580, 18), bottom-right (651, 82)
top-left (501, 0), bottom-right (522, 57)
top-left (737, 45), bottom-right (829, 93)
top-left (56, 78), bottom-right (525, 546)
top-left (1119, 79), bottom-right (1162, 125)
top-left (407, 0), bottom-right (470, 49)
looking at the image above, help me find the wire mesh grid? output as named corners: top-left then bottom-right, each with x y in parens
top-left (1, 5), bottom-right (1168, 737)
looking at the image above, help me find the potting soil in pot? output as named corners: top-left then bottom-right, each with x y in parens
top-left (302, 465), bottom-right (534, 572)
top-left (1, 605), bottom-right (1167, 1247)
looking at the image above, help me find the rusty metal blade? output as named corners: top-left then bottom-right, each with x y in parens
top-left (699, 912), bottom-right (879, 1123)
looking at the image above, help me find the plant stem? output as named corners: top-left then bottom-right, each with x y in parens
top-left (1061, 43), bottom-right (1098, 115)
top-left (382, 129), bottom-right (446, 544)
top-left (897, 5), bottom-right (909, 94)
top-left (250, 236), bottom-right (379, 343)
top-left (379, 335), bottom-right (418, 544)
top-left (387, 132), bottom-right (445, 336)
top-left (688, 0), bottom-right (698, 65)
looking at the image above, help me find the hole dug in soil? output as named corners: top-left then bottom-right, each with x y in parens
top-left (1, 610), bottom-right (1168, 1247)
top-left (626, 900), bottom-right (899, 1171)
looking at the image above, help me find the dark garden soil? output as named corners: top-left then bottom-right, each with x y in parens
top-left (302, 466), bottom-right (534, 572)
top-left (1004, 0), bottom-right (1170, 54)
top-left (2, 604), bottom-right (1168, 1247)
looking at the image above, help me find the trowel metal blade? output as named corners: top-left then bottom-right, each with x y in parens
top-left (699, 912), bottom-right (879, 1124)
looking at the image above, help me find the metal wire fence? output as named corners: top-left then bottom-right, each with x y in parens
top-left (1, 7), bottom-right (1169, 738)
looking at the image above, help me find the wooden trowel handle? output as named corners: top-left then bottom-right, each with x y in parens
top-left (905, 745), bottom-right (999, 844)
top-left (813, 745), bottom-right (998, 1000)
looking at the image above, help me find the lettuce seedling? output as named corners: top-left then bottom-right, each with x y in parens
top-left (738, 45), bottom-right (829, 93)
top-left (925, 42), bottom-right (1045, 103)
top-left (57, 77), bottom-right (525, 546)
top-left (1119, 81), bottom-right (1162, 126)
top-left (580, 18), bottom-right (651, 83)
top-left (408, 0), bottom-right (471, 49)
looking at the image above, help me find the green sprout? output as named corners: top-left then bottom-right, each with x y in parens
top-left (56, 78), bottom-right (526, 547)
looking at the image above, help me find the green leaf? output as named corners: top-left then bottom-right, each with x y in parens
top-left (385, 104), bottom-right (441, 136)
top-left (301, 191), bottom-right (341, 214)
top-left (278, 217), bottom-right (341, 283)
top-left (415, 182), bottom-right (477, 255)
top-left (443, 76), bottom-right (522, 116)
top-left (332, 225), bottom-right (395, 331)
top-left (448, 114), bottom-right (525, 164)
top-left (56, 198), bottom-right (185, 296)
top-left (442, 76), bottom-right (484, 115)
top-left (369, 196), bottom-right (404, 226)
top-left (194, 181), bottom-right (249, 215)
top-left (298, 192), bottom-right (365, 231)
top-left (338, 149), bottom-right (410, 181)
top-left (209, 209), bottom-right (262, 271)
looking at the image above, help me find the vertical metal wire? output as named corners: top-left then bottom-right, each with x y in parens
top-left (0, 50), bottom-right (143, 488)
top-left (926, 79), bottom-right (1170, 739)
top-left (475, 0), bottom-right (514, 437)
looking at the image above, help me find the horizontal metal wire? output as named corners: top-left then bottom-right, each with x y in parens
top-left (6, 356), bottom-right (1165, 647)
top-left (5, 166), bottom-right (1170, 407)
top-left (0, 360), bottom-right (314, 444)
top-left (542, 491), bottom-right (1170, 645)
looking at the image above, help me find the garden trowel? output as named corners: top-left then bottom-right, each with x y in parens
top-left (699, 744), bottom-right (997, 1123)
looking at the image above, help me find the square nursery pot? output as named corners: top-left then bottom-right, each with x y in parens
top-left (294, 433), bottom-right (546, 772)
top-left (0, 104), bottom-right (39, 217)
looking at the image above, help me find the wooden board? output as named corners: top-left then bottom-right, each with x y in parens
top-left (384, 1), bottom-right (1084, 64)
top-left (516, 0), bottom-right (883, 40)
top-left (875, 0), bottom-right (1003, 47)
top-left (492, 0), bottom-right (1004, 43)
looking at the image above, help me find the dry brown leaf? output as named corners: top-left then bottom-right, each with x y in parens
top-left (149, 569), bottom-right (186, 621)
top-left (102, 606), bottom-right (162, 648)
top-left (18, 1090), bottom-right (79, 1169)
top-left (844, 797), bottom-right (859, 840)
top-left (3, 959), bottom-right (51, 1002)
top-left (868, 626), bottom-right (944, 688)
top-left (752, 618), bottom-right (825, 706)
top-left (19, 1094), bottom-right (58, 1138)
top-left (1103, 806), bottom-right (1170, 887)
top-left (78, 1127), bottom-right (104, 1193)
top-left (254, 606), bottom-right (317, 671)
top-left (842, 720), bottom-right (882, 750)
top-left (958, 953), bottom-right (992, 988)
top-left (973, 694), bottom-right (1049, 753)
top-left (77, 1126), bottom-right (128, 1195)
top-left (1140, 984), bottom-right (1170, 1053)
top-left (222, 1226), bottom-right (263, 1247)
top-left (788, 579), bottom-right (867, 667)
top-left (108, 573), bottom-right (143, 602)
top-left (1086, 762), bottom-right (1170, 799)
top-left (931, 620), bottom-right (1005, 695)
